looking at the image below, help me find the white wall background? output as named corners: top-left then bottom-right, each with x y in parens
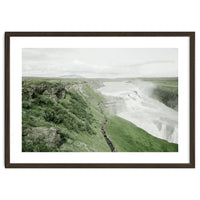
top-left (0, 0), bottom-right (199, 199)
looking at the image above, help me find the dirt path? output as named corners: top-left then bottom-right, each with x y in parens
top-left (98, 103), bottom-right (116, 152)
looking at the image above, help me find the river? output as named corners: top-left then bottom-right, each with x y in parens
top-left (97, 80), bottom-right (178, 143)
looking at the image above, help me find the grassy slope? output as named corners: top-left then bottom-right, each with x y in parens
top-left (22, 77), bottom-right (178, 152)
top-left (105, 115), bottom-right (178, 152)
top-left (22, 78), bottom-right (110, 152)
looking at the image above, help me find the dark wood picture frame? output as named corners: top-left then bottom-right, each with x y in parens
top-left (5, 32), bottom-right (195, 168)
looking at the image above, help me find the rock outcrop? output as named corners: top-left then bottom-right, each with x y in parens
top-left (23, 127), bottom-right (61, 148)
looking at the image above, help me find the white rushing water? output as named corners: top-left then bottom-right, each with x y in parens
top-left (97, 80), bottom-right (178, 143)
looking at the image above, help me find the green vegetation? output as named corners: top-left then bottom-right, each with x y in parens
top-left (106, 115), bottom-right (178, 152)
top-left (22, 79), bottom-right (103, 152)
top-left (22, 77), bottom-right (178, 152)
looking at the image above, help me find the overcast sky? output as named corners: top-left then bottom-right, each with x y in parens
top-left (22, 48), bottom-right (178, 78)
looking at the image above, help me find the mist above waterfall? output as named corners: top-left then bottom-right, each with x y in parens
top-left (98, 80), bottom-right (178, 143)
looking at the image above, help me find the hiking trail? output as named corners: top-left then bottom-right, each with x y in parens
top-left (98, 103), bottom-right (116, 152)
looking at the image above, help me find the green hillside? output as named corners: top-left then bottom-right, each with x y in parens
top-left (105, 116), bottom-right (178, 152)
top-left (22, 78), bottom-right (178, 152)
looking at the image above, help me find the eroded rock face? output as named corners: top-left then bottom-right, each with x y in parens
top-left (23, 87), bottom-right (34, 101)
top-left (43, 86), bottom-right (66, 102)
top-left (23, 127), bottom-right (61, 148)
top-left (22, 81), bottom-right (67, 102)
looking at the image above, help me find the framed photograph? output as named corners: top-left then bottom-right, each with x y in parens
top-left (5, 32), bottom-right (195, 168)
